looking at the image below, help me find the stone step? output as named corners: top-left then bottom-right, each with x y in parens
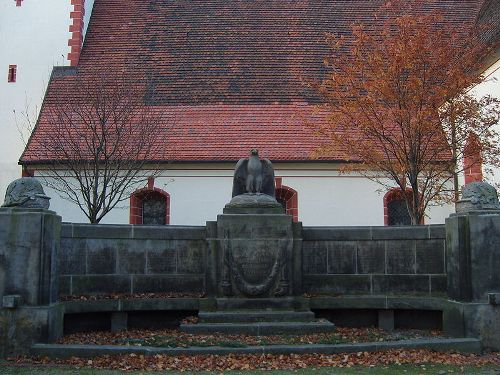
top-left (31, 338), bottom-right (483, 359)
top-left (180, 321), bottom-right (335, 336)
top-left (198, 310), bottom-right (316, 323)
top-left (215, 297), bottom-right (309, 311)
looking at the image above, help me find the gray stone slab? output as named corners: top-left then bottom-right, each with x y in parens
top-left (180, 321), bottom-right (335, 335)
top-left (430, 275), bottom-right (447, 295)
top-left (416, 240), bottom-right (445, 274)
top-left (371, 226), bottom-right (429, 240)
top-left (302, 241), bottom-right (327, 274)
top-left (386, 240), bottom-right (415, 274)
top-left (302, 275), bottom-right (371, 295)
top-left (198, 310), bottom-right (315, 323)
top-left (120, 298), bottom-right (199, 311)
top-left (132, 275), bottom-right (204, 294)
top-left (468, 214), bottom-right (500, 302)
top-left (428, 225), bottom-right (445, 239)
top-left (217, 214), bottom-right (292, 239)
top-left (58, 276), bottom-right (71, 296)
top-left (327, 241), bottom-right (357, 274)
top-left (302, 227), bottom-right (372, 241)
top-left (356, 241), bottom-right (385, 274)
top-left (30, 338), bottom-right (482, 359)
top-left (372, 275), bottom-right (430, 295)
top-left (59, 238), bottom-right (86, 275)
top-left (215, 297), bottom-right (309, 311)
top-left (71, 275), bottom-right (131, 295)
top-left (309, 296), bottom-right (388, 309)
top-left (385, 297), bottom-right (447, 310)
top-left (71, 224), bottom-right (133, 239)
top-left (86, 241), bottom-right (116, 274)
top-left (116, 242), bottom-right (146, 274)
top-left (60, 223), bottom-right (73, 238)
top-left (63, 299), bottom-right (120, 313)
top-left (177, 241), bottom-right (205, 274)
top-left (146, 245), bottom-right (177, 274)
top-left (0, 209), bottom-right (61, 306)
top-left (133, 226), bottom-right (206, 240)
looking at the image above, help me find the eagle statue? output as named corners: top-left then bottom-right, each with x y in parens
top-left (232, 149), bottom-right (276, 198)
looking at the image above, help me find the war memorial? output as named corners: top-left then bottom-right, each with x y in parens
top-left (0, 151), bottom-right (499, 358)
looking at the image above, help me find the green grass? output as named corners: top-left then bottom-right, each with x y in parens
top-left (0, 363), bottom-right (499, 375)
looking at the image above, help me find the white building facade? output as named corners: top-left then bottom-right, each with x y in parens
top-left (0, 0), bottom-right (94, 199)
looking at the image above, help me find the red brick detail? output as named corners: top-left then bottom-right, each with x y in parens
top-left (275, 177), bottom-right (282, 189)
top-left (129, 185), bottom-right (170, 225)
top-left (7, 65), bottom-right (17, 83)
top-left (67, 0), bottom-right (85, 66)
top-left (275, 183), bottom-right (298, 222)
top-left (21, 168), bottom-right (34, 177)
top-left (464, 134), bottom-right (483, 184)
top-left (383, 188), bottom-right (424, 225)
top-left (147, 177), bottom-right (154, 189)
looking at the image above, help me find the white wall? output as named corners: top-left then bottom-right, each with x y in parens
top-left (0, 0), bottom-right (73, 200)
top-left (38, 167), bottom-right (454, 226)
top-left (0, 0), bottom-right (96, 202)
top-left (471, 59), bottom-right (500, 186)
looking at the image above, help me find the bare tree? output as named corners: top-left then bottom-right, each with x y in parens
top-left (24, 67), bottom-right (167, 223)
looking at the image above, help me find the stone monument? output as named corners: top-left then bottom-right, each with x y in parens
top-left (0, 178), bottom-right (62, 356)
top-left (207, 150), bottom-right (301, 298)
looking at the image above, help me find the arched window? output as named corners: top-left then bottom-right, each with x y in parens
top-left (130, 185), bottom-right (170, 225)
top-left (383, 189), bottom-right (412, 226)
top-left (275, 177), bottom-right (298, 222)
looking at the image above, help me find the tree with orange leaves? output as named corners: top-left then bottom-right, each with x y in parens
top-left (315, 0), bottom-right (500, 225)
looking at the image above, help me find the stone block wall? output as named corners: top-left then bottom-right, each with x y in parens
top-left (302, 225), bottom-right (446, 296)
top-left (59, 224), bottom-right (207, 296)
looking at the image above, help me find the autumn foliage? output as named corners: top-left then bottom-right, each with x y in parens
top-left (316, 0), bottom-right (500, 224)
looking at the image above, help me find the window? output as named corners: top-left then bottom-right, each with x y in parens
top-left (383, 188), bottom-right (412, 226)
top-left (16, 0), bottom-right (23, 6)
top-left (130, 186), bottom-right (170, 225)
top-left (8, 65), bottom-right (17, 83)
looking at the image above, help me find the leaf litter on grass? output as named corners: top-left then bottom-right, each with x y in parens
top-left (9, 350), bottom-right (500, 372)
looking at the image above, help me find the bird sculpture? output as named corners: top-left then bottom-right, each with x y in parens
top-left (232, 149), bottom-right (275, 197)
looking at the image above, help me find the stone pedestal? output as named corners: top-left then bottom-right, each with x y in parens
top-left (216, 212), bottom-right (294, 297)
top-left (0, 207), bottom-right (63, 357)
top-left (446, 210), bottom-right (500, 302)
top-left (445, 209), bottom-right (500, 349)
top-left (0, 208), bottom-right (61, 306)
top-left (206, 198), bottom-right (302, 298)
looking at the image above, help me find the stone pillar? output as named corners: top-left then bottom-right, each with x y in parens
top-left (0, 208), bottom-right (61, 306)
top-left (0, 207), bottom-right (63, 357)
top-left (444, 182), bottom-right (500, 350)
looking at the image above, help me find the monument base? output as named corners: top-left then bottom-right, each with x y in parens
top-left (224, 193), bottom-right (283, 215)
top-left (214, 212), bottom-right (295, 298)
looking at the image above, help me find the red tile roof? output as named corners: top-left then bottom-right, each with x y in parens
top-left (21, 0), bottom-right (488, 164)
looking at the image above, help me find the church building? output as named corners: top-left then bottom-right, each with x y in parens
top-left (7, 0), bottom-right (500, 226)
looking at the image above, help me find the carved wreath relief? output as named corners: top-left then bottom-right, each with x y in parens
top-left (222, 232), bottom-right (289, 297)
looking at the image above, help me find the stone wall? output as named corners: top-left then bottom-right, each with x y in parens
top-left (302, 225), bottom-right (446, 296)
top-left (59, 224), bottom-right (207, 296)
top-left (59, 223), bottom-right (447, 297)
